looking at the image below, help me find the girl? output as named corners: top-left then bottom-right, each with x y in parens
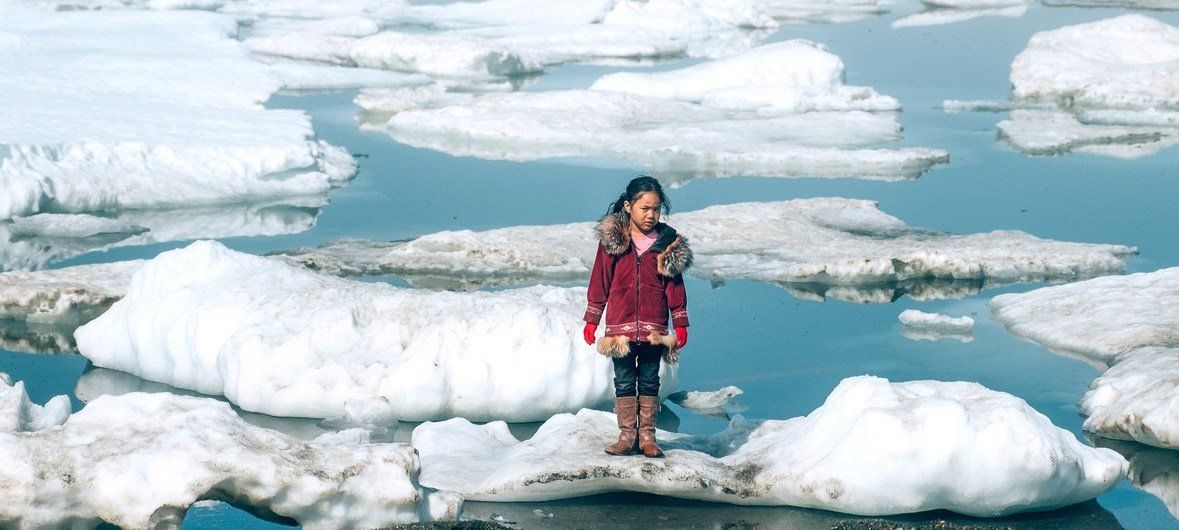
top-left (582, 176), bottom-right (692, 458)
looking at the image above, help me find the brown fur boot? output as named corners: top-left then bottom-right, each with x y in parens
top-left (604, 396), bottom-right (638, 455)
top-left (637, 396), bottom-right (664, 458)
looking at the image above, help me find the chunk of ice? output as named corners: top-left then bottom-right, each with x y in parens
top-left (413, 376), bottom-right (1126, 516)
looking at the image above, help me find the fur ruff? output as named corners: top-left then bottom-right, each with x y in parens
top-left (593, 211), bottom-right (693, 277)
top-left (596, 333), bottom-right (680, 364)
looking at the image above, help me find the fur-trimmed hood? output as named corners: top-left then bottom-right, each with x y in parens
top-left (594, 211), bottom-right (693, 277)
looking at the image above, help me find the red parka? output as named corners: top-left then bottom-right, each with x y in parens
top-left (583, 211), bottom-right (693, 352)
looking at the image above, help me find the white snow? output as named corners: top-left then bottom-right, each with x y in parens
top-left (898, 310), bottom-right (974, 342)
top-left (990, 268), bottom-right (1179, 449)
top-left (74, 241), bottom-right (678, 422)
top-left (890, 4), bottom-right (1026, 28)
top-left (0, 373), bottom-right (70, 433)
top-left (265, 61), bottom-right (433, 91)
top-left (0, 384), bottom-right (462, 528)
top-left (0, 10), bottom-right (355, 221)
top-left (1011, 15), bottom-right (1179, 109)
top-left (1080, 348), bottom-right (1179, 450)
top-left (413, 375), bottom-right (1126, 516)
top-left (0, 261), bottom-right (142, 323)
top-left (274, 198), bottom-right (1135, 295)
top-left (590, 40), bottom-right (899, 114)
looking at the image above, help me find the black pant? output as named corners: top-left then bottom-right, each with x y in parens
top-left (613, 342), bottom-right (662, 397)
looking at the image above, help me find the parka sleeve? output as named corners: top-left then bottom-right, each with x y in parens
top-left (666, 273), bottom-right (689, 328)
top-left (584, 243), bottom-right (613, 324)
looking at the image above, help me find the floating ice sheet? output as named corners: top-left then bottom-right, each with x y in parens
top-left (362, 44), bottom-right (947, 181)
top-left (0, 10), bottom-right (355, 221)
top-left (274, 198), bottom-right (1135, 297)
top-left (0, 261), bottom-right (141, 326)
top-left (0, 198), bottom-right (329, 272)
top-left (0, 380), bottom-right (463, 528)
top-left (990, 268), bottom-right (1179, 449)
top-left (413, 376), bottom-right (1126, 516)
top-left (891, 4), bottom-right (1026, 28)
top-left (74, 241), bottom-right (677, 422)
top-left (948, 15), bottom-right (1179, 157)
top-left (897, 309), bottom-right (974, 343)
top-left (1080, 348), bottom-right (1179, 449)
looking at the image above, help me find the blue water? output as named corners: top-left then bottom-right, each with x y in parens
top-left (3, 1), bottom-right (1179, 528)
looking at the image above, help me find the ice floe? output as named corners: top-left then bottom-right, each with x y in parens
top-left (667, 386), bottom-right (743, 417)
top-left (0, 10), bottom-right (355, 221)
top-left (0, 198), bottom-right (329, 272)
top-left (0, 373), bottom-right (70, 433)
top-left (74, 240), bottom-right (677, 422)
top-left (0, 379), bottom-right (463, 528)
top-left (413, 375), bottom-right (1126, 516)
top-left (275, 198), bottom-right (1135, 299)
top-left (898, 309), bottom-right (974, 343)
top-left (948, 15), bottom-right (1179, 157)
top-left (991, 267), bottom-right (1179, 449)
top-left (0, 261), bottom-right (141, 324)
top-left (1080, 348), bottom-right (1179, 450)
top-left (761, 0), bottom-right (887, 24)
top-left (362, 44), bottom-right (946, 181)
top-left (891, 3), bottom-right (1027, 28)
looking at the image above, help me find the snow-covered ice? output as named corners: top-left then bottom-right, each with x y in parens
top-left (761, 0), bottom-right (887, 24)
top-left (74, 241), bottom-right (677, 422)
top-left (991, 268), bottom-right (1179, 449)
top-left (1080, 348), bottom-right (1179, 450)
top-left (667, 386), bottom-right (743, 417)
top-left (0, 381), bottom-right (462, 528)
top-left (898, 310), bottom-right (974, 343)
top-left (0, 10), bottom-right (355, 221)
top-left (948, 15), bottom-right (1179, 157)
top-left (0, 261), bottom-right (141, 324)
top-left (413, 376), bottom-right (1126, 516)
top-left (891, 4), bottom-right (1026, 28)
top-left (274, 198), bottom-right (1135, 297)
top-left (589, 40), bottom-right (899, 114)
top-left (362, 43), bottom-right (946, 181)
top-left (0, 373), bottom-right (70, 433)
top-left (1011, 15), bottom-right (1179, 109)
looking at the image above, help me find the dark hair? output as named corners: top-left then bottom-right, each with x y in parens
top-left (607, 175), bottom-right (670, 216)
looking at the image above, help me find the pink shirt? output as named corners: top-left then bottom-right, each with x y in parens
top-left (633, 229), bottom-right (659, 254)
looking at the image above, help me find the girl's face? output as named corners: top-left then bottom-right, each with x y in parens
top-left (625, 192), bottom-right (662, 234)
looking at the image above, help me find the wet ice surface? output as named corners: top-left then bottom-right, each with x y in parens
top-left (414, 376), bottom-right (1125, 516)
top-left (4, 2), bottom-right (1179, 528)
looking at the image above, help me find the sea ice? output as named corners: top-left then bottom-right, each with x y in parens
top-left (890, 4), bottom-right (1026, 28)
top-left (0, 10), bottom-right (355, 221)
top-left (948, 15), bottom-right (1179, 157)
top-left (898, 309), bottom-right (974, 342)
top-left (365, 44), bottom-right (945, 181)
top-left (667, 386), bottom-right (743, 417)
top-left (74, 241), bottom-right (678, 422)
top-left (413, 376), bottom-right (1126, 516)
top-left (274, 198), bottom-right (1135, 296)
top-left (0, 373), bottom-right (70, 433)
top-left (990, 268), bottom-right (1179, 449)
top-left (590, 40), bottom-right (899, 114)
top-left (761, 0), bottom-right (886, 24)
top-left (0, 261), bottom-right (141, 324)
top-left (0, 197), bottom-right (330, 272)
top-left (0, 384), bottom-right (463, 528)
top-left (1080, 348), bottom-right (1179, 449)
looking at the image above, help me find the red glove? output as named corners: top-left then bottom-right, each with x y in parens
top-left (583, 323), bottom-right (597, 346)
top-left (674, 327), bottom-right (688, 350)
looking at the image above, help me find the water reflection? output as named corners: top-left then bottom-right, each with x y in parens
top-left (462, 495), bottom-right (1122, 529)
top-left (0, 198), bottom-right (328, 272)
top-left (1091, 437), bottom-right (1179, 519)
top-left (0, 321), bottom-right (79, 355)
